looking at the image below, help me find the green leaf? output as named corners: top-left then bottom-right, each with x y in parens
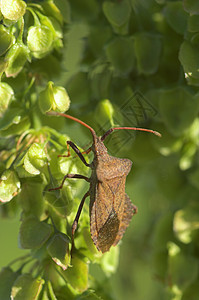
top-left (88, 26), bottom-right (111, 57)
top-left (17, 181), bottom-right (45, 217)
top-left (183, 0), bottom-right (199, 14)
top-left (103, 0), bottom-right (131, 27)
top-left (190, 32), bottom-right (199, 46)
top-left (62, 254), bottom-right (88, 292)
top-left (0, 170), bottom-right (20, 203)
top-left (55, 285), bottom-right (76, 300)
top-left (134, 33), bottom-right (162, 75)
top-left (11, 274), bottom-right (44, 300)
top-left (45, 185), bottom-right (74, 218)
top-left (184, 75), bottom-right (199, 86)
top-left (0, 267), bottom-right (19, 300)
top-left (89, 63), bottom-right (112, 99)
top-left (159, 87), bottom-right (199, 136)
top-left (164, 2), bottom-right (188, 35)
top-left (179, 40), bottom-right (199, 79)
top-left (19, 216), bottom-right (53, 249)
top-left (1, 0), bottom-right (26, 21)
top-left (47, 232), bottom-right (70, 270)
top-left (69, 0), bottom-right (99, 21)
top-left (188, 15), bottom-right (199, 32)
top-left (80, 227), bottom-right (99, 259)
top-left (105, 37), bottom-right (135, 74)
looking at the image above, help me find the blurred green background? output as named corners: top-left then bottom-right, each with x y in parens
top-left (1, 0), bottom-right (199, 299)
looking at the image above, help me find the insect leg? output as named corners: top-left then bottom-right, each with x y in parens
top-left (58, 142), bottom-right (71, 158)
top-left (71, 191), bottom-right (90, 253)
top-left (66, 141), bottom-right (90, 167)
top-left (59, 143), bottom-right (92, 159)
top-left (48, 174), bottom-right (90, 191)
top-left (81, 147), bottom-right (91, 155)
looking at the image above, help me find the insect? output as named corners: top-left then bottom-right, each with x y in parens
top-left (47, 111), bottom-right (161, 253)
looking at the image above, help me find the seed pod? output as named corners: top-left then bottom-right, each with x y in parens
top-left (39, 81), bottom-right (70, 113)
top-left (1, 0), bottom-right (26, 21)
top-left (0, 82), bottom-right (14, 117)
top-left (5, 42), bottom-right (30, 77)
top-left (27, 25), bottom-right (54, 59)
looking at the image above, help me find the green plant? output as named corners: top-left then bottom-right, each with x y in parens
top-left (0, 1), bottom-right (199, 299)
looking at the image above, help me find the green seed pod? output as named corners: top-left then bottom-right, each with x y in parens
top-left (39, 81), bottom-right (70, 113)
top-left (23, 143), bottom-right (47, 175)
top-left (27, 25), bottom-right (54, 58)
top-left (0, 58), bottom-right (8, 74)
top-left (0, 170), bottom-right (20, 203)
top-left (0, 82), bottom-right (14, 117)
top-left (94, 99), bottom-right (115, 127)
top-left (5, 42), bottom-right (30, 77)
top-left (94, 99), bottom-right (124, 135)
top-left (0, 25), bottom-right (14, 55)
top-left (36, 12), bottom-right (63, 40)
top-left (1, 0), bottom-right (26, 21)
top-left (41, 0), bottom-right (64, 25)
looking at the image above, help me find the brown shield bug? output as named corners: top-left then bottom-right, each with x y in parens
top-left (47, 111), bottom-right (161, 253)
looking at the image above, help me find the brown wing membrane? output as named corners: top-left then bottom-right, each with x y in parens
top-left (113, 193), bottom-right (137, 247)
top-left (90, 177), bottom-right (127, 252)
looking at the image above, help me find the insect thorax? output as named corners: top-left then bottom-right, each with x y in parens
top-left (92, 136), bottom-right (108, 157)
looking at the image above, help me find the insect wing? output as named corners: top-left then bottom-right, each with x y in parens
top-left (113, 193), bottom-right (137, 247)
top-left (90, 176), bottom-right (126, 253)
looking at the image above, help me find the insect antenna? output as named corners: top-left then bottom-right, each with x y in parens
top-left (46, 111), bottom-right (96, 140)
top-left (101, 126), bottom-right (161, 141)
